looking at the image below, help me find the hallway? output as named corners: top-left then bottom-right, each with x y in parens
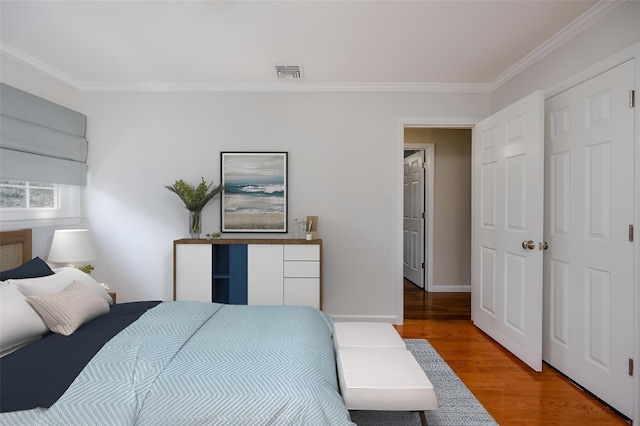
top-left (403, 278), bottom-right (470, 320)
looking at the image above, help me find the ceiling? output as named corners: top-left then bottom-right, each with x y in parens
top-left (0, 1), bottom-right (610, 92)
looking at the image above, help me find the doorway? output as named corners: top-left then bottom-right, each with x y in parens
top-left (401, 125), bottom-right (473, 317)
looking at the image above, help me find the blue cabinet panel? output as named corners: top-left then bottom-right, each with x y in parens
top-left (212, 245), bottom-right (229, 303)
top-left (212, 244), bottom-right (248, 305)
top-left (228, 244), bottom-right (248, 305)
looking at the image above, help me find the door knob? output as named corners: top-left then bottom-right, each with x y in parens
top-left (539, 241), bottom-right (549, 250)
top-left (521, 240), bottom-right (535, 250)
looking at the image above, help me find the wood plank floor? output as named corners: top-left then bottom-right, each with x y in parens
top-left (396, 280), bottom-right (630, 425)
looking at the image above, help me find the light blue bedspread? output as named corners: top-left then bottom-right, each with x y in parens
top-left (1, 301), bottom-right (355, 425)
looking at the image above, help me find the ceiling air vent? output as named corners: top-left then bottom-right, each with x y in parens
top-left (275, 64), bottom-right (304, 81)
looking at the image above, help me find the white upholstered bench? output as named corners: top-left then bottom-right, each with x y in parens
top-left (333, 322), bottom-right (407, 351)
top-left (333, 322), bottom-right (437, 426)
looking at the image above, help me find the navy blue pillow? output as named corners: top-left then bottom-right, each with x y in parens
top-left (0, 257), bottom-right (54, 281)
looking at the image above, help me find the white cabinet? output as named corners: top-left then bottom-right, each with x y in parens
top-left (247, 244), bottom-right (284, 305)
top-left (175, 243), bottom-right (213, 302)
top-left (174, 239), bottom-right (322, 309)
top-left (284, 245), bottom-right (321, 310)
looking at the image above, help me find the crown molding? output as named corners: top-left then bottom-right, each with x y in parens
top-left (0, 42), bottom-right (85, 91)
top-left (489, 0), bottom-right (626, 91)
top-left (79, 81), bottom-right (492, 94)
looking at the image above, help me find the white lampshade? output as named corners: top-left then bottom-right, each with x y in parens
top-left (48, 229), bottom-right (96, 263)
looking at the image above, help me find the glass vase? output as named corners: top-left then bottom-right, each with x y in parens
top-left (189, 210), bottom-right (202, 239)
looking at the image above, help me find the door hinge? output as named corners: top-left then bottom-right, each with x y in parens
top-left (629, 358), bottom-right (634, 376)
top-left (422, 212), bottom-right (425, 219)
top-left (630, 224), bottom-right (634, 242)
top-left (630, 90), bottom-right (635, 108)
top-left (421, 262), bottom-right (425, 269)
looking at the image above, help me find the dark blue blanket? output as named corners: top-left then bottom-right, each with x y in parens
top-left (0, 301), bottom-right (160, 412)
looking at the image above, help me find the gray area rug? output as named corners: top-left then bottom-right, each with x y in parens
top-left (349, 339), bottom-right (499, 426)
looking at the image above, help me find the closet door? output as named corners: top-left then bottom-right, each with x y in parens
top-left (472, 90), bottom-right (545, 372)
top-left (544, 60), bottom-right (635, 419)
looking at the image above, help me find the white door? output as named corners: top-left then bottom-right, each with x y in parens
top-left (472, 90), bottom-right (545, 371)
top-left (544, 60), bottom-right (635, 418)
top-left (403, 151), bottom-right (425, 287)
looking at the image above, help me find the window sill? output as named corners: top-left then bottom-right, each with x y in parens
top-left (0, 216), bottom-right (83, 231)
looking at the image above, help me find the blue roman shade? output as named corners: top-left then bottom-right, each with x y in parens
top-left (0, 83), bottom-right (88, 185)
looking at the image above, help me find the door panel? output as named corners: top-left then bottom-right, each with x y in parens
top-left (403, 151), bottom-right (425, 287)
top-left (480, 247), bottom-right (497, 314)
top-left (544, 60), bottom-right (635, 418)
top-left (472, 90), bottom-right (544, 372)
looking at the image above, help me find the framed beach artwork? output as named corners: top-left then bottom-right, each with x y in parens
top-left (220, 152), bottom-right (288, 233)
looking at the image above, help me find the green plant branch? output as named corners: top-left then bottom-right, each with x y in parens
top-left (165, 177), bottom-right (223, 211)
top-left (77, 264), bottom-right (94, 274)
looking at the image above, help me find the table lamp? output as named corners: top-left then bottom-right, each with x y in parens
top-left (48, 229), bottom-right (96, 274)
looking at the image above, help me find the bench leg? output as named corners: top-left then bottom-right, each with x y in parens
top-left (418, 410), bottom-right (427, 426)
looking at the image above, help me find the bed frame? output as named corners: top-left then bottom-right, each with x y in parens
top-left (0, 228), bottom-right (32, 271)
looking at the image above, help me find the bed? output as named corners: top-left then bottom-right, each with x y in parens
top-left (0, 229), bottom-right (355, 425)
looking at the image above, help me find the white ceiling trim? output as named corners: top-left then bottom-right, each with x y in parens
top-left (489, 0), bottom-right (625, 91)
top-left (1, 42), bottom-right (84, 91)
top-left (79, 81), bottom-right (492, 94)
top-left (0, 0), bottom-right (621, 95)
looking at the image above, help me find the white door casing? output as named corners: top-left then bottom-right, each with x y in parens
top-left (403, 150), bottom-right (425, 287)
top-left (472, 90), bottom-right (545, 372)
top-left (397, 119), bottom-right (477, 325)
top-left (423, 145), bottom-right (434, 292)
top-left (543, 60), bottom-right (635, 418)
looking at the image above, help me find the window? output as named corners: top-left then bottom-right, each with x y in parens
top-left (0, 181), bottom-right (58, 208)
top-left (0, 180), bottom-right (82, 227)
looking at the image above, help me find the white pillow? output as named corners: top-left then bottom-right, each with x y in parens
top-left (0, 282), bottom-right (48, 355)
top-left (26, 281), bottom-right (110, 336)
top-left (8, 267), bottom-right (113, 305)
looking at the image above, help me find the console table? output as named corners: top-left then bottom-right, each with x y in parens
top-left (173, 239), bottom-right (322, 309)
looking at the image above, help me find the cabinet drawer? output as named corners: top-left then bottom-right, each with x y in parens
top-left (284, 261), bottom-right (319, 278)
top-left (284, 278), bottom-right (320, 309)
top-left (284, 244), bottom-right (319, 261)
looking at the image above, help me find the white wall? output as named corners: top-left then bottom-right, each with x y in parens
top-left (78, 91), bottom-right (489, 322)
top-left (1, 51), bottom-right (490, 323)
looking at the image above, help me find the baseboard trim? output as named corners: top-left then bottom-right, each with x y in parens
top-left (329, 314), bottom-right (399, 324)
top-left (430, 284), bottom-right (471, 293)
